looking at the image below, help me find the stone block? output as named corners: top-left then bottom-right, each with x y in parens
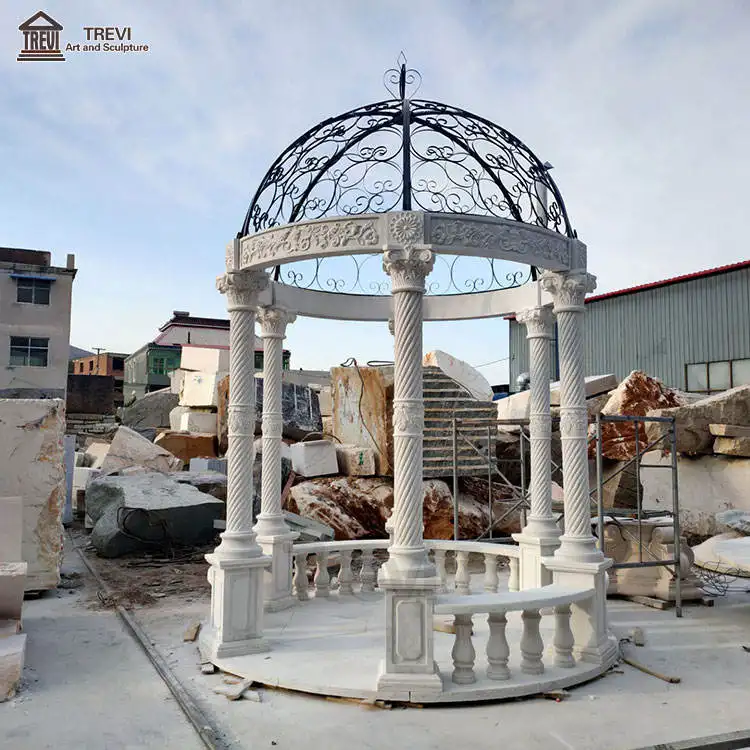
top-left (0, 633), bottom-right (26, 702)
top-left (282, 510), bottom-right (334, 542)
top-left (710, 423), bottom-right (750, 438)
top-left (331, 366), bottom-right (393, 475)
top-left (154, 431), bottom-right (216, 465)
top-left (169, 368), bottom-right (187, 395)
top-left (692, 532), bottom-right (750, 577)
top-left (73, 467), bottom-right (100, 492)
top-left (169, 405), bottom-right (191, 431)
top-left (179, 410), bottom-right (218, 434)
top-left (647, 384), bottom-right (750, 455)
top-left (87, 474), bottom-right (224, 557)
top-left (84, 442), bottom-right (110, 470)
top-left (550, 373), bottom-right (617, 407)
top-left (641, 450), bottom-right (750, 537)
top-left (318, 387), bottom-right (333, 417)
top-left (290, 440), bottom-right (338, 478)
top-left (715, 509), bottom-right (750, 535)
top-left (0, 562), bottom-right (27, 620)
top-left (189, 457), bottom-right (227, 474)
top-left (713, 436), bottom-right (750, 457)
top-left (322, 416), bottom-right (333, 437)
top-left (423, 350), bottom-right (493, 402)
top-left (120, 388), bottom-right (178, 429)
top-left (174, 471), bottom-right (227, 502)
top-left (591, 371), bottom-right (689, 460)
top-left (253, 438), bottom-right (291, 461)
top-left (101, 426), bottom-right (183, 474)
top-left (335, 444), bottom-right (376, 476)
top-left (180, 371), bottom-right (225, 408)
top-left (75, 451), bottom-right (86, 467)
top-left (0, 497), bottom-right (23, 561)
top-left (180, 346), bottom-right (230, 373)
top-left (0, 399), bottom-right (65, 591)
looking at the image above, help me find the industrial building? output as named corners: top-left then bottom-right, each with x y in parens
top-left (508, 260), bottom-right (750, 393)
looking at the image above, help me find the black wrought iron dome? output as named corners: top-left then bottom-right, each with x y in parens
top-left (239, 57), bottom-right (575, 296)
top-left (241, 57), bottom-right (573, 239)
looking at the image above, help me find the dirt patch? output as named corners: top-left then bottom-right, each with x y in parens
top-left (70, 528), bottom-right (211, 610)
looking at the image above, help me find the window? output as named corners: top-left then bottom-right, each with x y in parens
top-left (10, 336), bottom-right (48, 367)
top-left (78, 362), bottom-right (84, 373)
top-left (16, 277), bottom-right (51, 305)
top-left (88, 360), bottom-right (94, 372)
top-left (151, 357), bottom-right (167, 375)
top-left (254, 352), bottom-right (264, 370)
top-left (112, 357), bottom-right (124, 370)
top-left (282, 351), bottom-right (291, 371)
top-left (686, 359), bottom-right (750, 393)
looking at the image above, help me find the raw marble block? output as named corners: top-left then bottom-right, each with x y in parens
top-left (290, 440), bottom-right (338, 478)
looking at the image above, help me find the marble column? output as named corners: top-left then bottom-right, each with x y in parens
top-left (377, 244), bottom-right (442, 700)
top-left (201, 270), bottom-right (270, 661)
top-left (541, 271), bottom-right (600, 563)
top-left (512, 305), bottom-right (560, 588)
top-left (254, 305), bottom-right (297, 611)
top-left (541, 270), bottom-right (617, 667)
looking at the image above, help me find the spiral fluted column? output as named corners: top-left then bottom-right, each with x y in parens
top-left (255, 306), bottom-right (296, 537)
top-left (381, 246), bottom-right (435, 580)
top-left (201, 270), bottom-right (270, 661)
top-left (513, 304), bottom-right (560, 588)
top-left (541, 271), bottom-right (602, 563)
top-left (254, 305), bottom-right (298, 612)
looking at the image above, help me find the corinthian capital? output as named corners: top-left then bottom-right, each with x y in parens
top-left (216, 270), bottom-right (269, 310)
top-left (383, 247), bottom-right (435, 293)
top-left (540, 270), bottom-right (596, 311)
top-left (257, 305), bottom-right (296, 338)
top-left (517, 305), bottom-right (554, 339)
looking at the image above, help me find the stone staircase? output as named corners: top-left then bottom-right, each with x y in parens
top-left (422, 367), bottom-right (497, 478)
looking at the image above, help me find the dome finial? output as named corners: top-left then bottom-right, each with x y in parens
top-left (384, 53), bottom-right (422, 100)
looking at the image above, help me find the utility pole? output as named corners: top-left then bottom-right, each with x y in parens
top-left (92, 347), bottom-right (105, 375)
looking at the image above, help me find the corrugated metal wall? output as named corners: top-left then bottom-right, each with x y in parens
top-left (509, 266), bottom-right (750, 391)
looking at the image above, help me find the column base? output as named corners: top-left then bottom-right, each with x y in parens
top-left (542, 555), bottom-right (614, 666)
top-left (379, 547), bottom-right (437, 584)
top-left (553, 534), bottom-right (604, 564)
top-left (212, 529), bottom-right (264, 560)
top-left (376, 660), bottom-right (444, 702)
top-left (256, 530), bottom-right (299, 613)
top-left (202, 551), bottom-right (270, 662)
top-left (512, 529), bottom-right (561, 589)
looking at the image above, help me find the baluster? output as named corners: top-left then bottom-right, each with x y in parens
top-left (483, 554), bottom-right (499, 593)
top-left (451, 614), bottom-right (476, 684)
top-left (314, 551), bottom-right (330, 597)
top-left (293, 553), bottom-right (309, 601)
top-left (553, 604), bottom-right (575, 668)
top-left (486, 612), bottom-right (510, 680)
top-left (360, 550), bottom-right (376, 592)
top-left (434, 549), bottom-right (448, 593)
top-left (520, 609), bottom-right (544, 675)
top-left (339, 550), bottom-right (354, 596)
top-left (455, 551), bottom-right (471, 595)
top-left (508, 557), bottom-right (520, 592)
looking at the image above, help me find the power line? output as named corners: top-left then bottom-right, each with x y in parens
top-left (473, 356), bottom-right (510, 369)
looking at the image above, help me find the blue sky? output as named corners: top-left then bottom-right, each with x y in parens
top-left (1, 1), bottom-right (748, 385)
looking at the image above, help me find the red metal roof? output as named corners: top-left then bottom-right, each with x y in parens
top-left (505, 259), bottom-right (749, 319)
top-left (584, 258), bottom-right (750, 304)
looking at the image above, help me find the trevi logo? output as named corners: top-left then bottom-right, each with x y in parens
top-left (17, 11), bottom-right (65, 61)
top-left (17, 10), bottom-right (150, 61)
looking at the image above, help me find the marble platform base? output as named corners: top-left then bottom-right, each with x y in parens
top-left (212, 583), bottom-right (618, 704)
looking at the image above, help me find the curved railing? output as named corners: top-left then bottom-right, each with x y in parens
top-left (434, 584), bottom-right (594, 685)
top-left (291, 539), bottom-right (520, 600)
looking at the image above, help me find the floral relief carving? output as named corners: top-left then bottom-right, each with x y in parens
top-left (541, 271), bottom-right (597, 309)
top-left (388, 211), bottom-right (424, 251)
top-left (216, 271), bottom-right (269, 307)
top-left (430, 217), bottom-right (570, 267)
top-left (516, 306), bottom-right (554, 338)
top-left (257, 306), bottom-right (296, 338)
top-left (382, 247), bottom-right (435, 292)
top-left (228, 408), bottom-right (255, 435)
top-left (240, 218), bottom-right (381, 268)
top-left (559, 407), bottom-right (589, 437)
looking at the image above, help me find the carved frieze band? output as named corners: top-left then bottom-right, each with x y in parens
top-left (517, 305), bottom-right (554, 339)
top-left (227, 406), bottom-right (255, 436)
top-left (541, 271), bottom-right (597, 312)
top-left (559, 406), bottom-right (589, 438)
top-left (235, 211), bottom-right (575, 272)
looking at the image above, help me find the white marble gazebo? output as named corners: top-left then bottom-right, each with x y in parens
top-left (199, 60), bottom-right (618, 703)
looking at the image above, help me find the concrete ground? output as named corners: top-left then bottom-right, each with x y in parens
top-left (1, 542), bottom-right (204, 750)
top-left (5, 537), bottom-right (750, 750)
